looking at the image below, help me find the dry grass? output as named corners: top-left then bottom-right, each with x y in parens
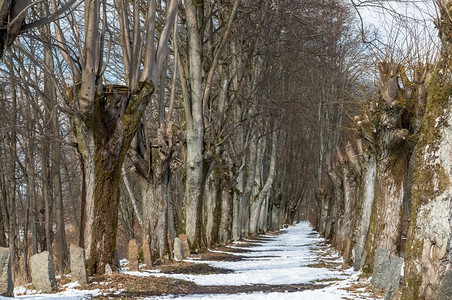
top-left (154, 261), bottom-right (233, 275)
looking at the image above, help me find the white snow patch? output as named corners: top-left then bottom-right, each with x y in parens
top-left (63, 281), bottom-right (81, 289)
top-left (435, 116), bottom-right (441, 127)
top-left (120, 270), bottom-right (155, 277)
top-left (4, 287), bottom-right (101, 300)
top-left (119, 258), bottom-right (129, 266)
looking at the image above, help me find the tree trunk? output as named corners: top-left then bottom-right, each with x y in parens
top-left (185, 124), bottom-right (204, 250)
top-left (231, 41), bottom-right (244, 240)
top-left (182, 1), bottom-right (205, 251)
top-left (316, 189), bottom-right (329, 236)
top-left (335, 145), bottom-right (359, 260)
top-left (250, 125), bottom-right (279, 234)
top-left (352, 149), bottom-right (376, 270)
top-left (219, 184), bottom-right (232, 244)
top-left (74, 83), bottom-right (154, 275)
top-left (0, 187), bottom-right (4, 247)
top-left (325, 166), bottom-right (341, 241)
top-left (258, 194), bottom-right (269, 233)
top-left (403, 3), bottom-right (452, 297)
top-left (0, 156), bottom-right (8, 249)
top-left (232, 159), bottom-right (244, 240)
top-left (8, 84), bottom-right (17, 282)
top-left (249, 137), bottom-right (265, 234)
top-left (141, 170), bottom-right (170, 261)
top-left (242, 138), bottom-right (257, 236)
top-left (42, 137), bottom-right (52, 253)
top-left (204, 162), bottom-right (221, 246)
top-left (167, 192), bottom-right (176, 241)
top-left (362, 63), bottom-right (411, 279)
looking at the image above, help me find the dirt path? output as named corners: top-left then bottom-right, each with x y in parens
top-left (96, 222), bottom-right (383, 299)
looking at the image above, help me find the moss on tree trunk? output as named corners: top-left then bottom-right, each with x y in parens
top-left (73, 82), bottom-right (153, 275)
top-left (402, 25), bottom-right (452, 297)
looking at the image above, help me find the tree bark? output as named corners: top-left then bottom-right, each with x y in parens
top-left (232, 146), bottom-right (245, 241)
top-left (362, 63), bottom-right (413, 279)
top-left (204, 161), bottom-right (221, 246)
top-left (183, 0), bottom-right (205, 251)
top-left (242, 133), bottom-right (257, 236)
top-left (140, 145), bottom-right (171, 261)
top-left (249, 137), bottom-right (265, 234)
top-left (403, 2), bottom-right (452, 298)
top-left (351, 149), bottom-right (376, 271)
top-left (219, 184), bottom-right (233, 244)
top-left (74, 83), bottom-right (154, 275)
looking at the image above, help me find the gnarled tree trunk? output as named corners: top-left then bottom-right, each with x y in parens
top-left (351, 148), bottom-right (376, 271)
top-left (362, 63), bottom-right (410, 281)
top-left (403, 2), bottom-right (452, 298)
top-left (74, 83), bottom-right (154, 275)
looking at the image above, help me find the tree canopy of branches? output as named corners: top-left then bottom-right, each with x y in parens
top-left (3, 3), bottom-right (449, 299)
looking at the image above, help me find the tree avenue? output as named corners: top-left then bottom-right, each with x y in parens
top-left (0, 1), bottom-right (451, 299)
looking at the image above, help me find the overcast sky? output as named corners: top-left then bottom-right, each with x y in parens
top-left (352, 1), bottom-right (438, 59)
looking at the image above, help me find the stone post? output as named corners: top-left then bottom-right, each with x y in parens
top-left (31, 251), bottom-right (57, 293)
top-left (70, 245), bottom-right (88, 285)
top-left (128, 239), bottom-right (139, 271)
top-left (173, 237), bottom-right (184, 260)
top-left (142, 239), bottom-right (152, 267)
top-left (178, 234), bottom-right (191, 257)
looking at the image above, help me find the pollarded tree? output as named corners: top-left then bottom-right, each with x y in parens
top-left (52, 0), bottom-right (177, 275)
top-left (360, 62), bottom-right (428, 299)
top-left (116, 0), bottom-right (178, 264)
top-left (403, 1), bottom-right (452, 298)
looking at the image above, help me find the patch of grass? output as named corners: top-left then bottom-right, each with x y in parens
top-left (306, 258), bottom-right (342, 269)
top-left (87, 274), bottom-right (196, 298)
top-left (317, 277), bottom-right (342, 283)
top-left (341, 282), bottom-right (385, 298)
top-left (194, 249), bottom-right (245, 262)
top-left (306, 262), bottom-right (332, 269)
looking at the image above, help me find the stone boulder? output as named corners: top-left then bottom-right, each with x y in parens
top-left (178, 234), bottom-right (191, 257)
top-left (174, 237), bottom-right (184, 260)
top-left (128, 239), bottom-right (139, 271)
top-left (105, 264), bottom-right (113, 275)
top-left (70, 245), bottom-right (88, 285)
top-left (371, 248), bottom-right (403, 300)
top-left (0, 247), bottom-right (13, 297)
top-left (31, 251), bottom-right (57, 293)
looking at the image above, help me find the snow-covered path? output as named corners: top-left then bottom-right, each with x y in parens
top-left (151, 222), bottom-right (380, 299)
top-left (3, 222), bottom-right (381, 299)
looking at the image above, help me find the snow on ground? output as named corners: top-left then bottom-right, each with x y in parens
top-left (147, 222), bottom-right (379, 299)
top-left (0, 284), bottom-right (101, 299)
top-left (141, 223), bottom-right (348, 286)
top-left (2, 222), bottom-right (380, 299)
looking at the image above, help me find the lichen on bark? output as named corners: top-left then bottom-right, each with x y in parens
top-left (402, 2), bottom-right (452, 298)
